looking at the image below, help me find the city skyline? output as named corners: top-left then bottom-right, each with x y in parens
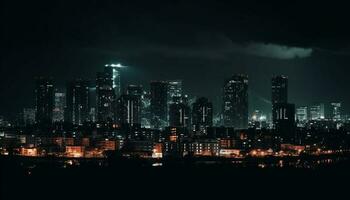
top-left (3, 2), bottom-right (350, 198)
top-left (1, 68), bottom-right (347, 122)
top-left (3, 1), bottom-right (350, 117)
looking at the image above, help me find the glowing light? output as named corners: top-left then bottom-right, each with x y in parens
top-left (106, 63), bottom-right (126, 68)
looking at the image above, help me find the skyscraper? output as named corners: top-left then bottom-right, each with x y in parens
top-left (141, 91), bottom-right (151, 128)
top-left (222, 74), bottom-right (248, 129)
top-left (65, 80), bottom-right (90, 125)
top-left (192, 97), bottom-right (213, 135)
top-left (309, 103), bottom-right (325, 120)
top-left (127, 85), bottom-right (143, 97)
top-left (23, 108), bottom-right (36, 126)
top-left (150, 81), bottom-right (168, 129)
top-left (96, 70), bottom-right (114, 122)
top-left (167, 80), bottom-right (182, 104)
top-left (169, 96), bottom-right (190, 128)
top-left (35, 77), bottom-right (54, 125)
top-left (330, 102), bottom-right (341, 121)
top-left (274, 103), bottom-right (295, 142)
top-left (116, 94), bottom-right (141, 127)
top-left (296, 106), bottom-right (308, 122)
top-left (53, 91), bottom-right (65, 122)
top-left (104, 64), bottom-right (124, 98)
top-left (272, 75), bottom-right (288, 126)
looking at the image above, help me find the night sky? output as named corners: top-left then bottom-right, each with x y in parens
top-left (2, 0), bottom-right (350, 117)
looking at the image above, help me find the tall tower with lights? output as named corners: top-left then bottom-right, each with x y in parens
top-left (104, 63), bottom-right (125, 98)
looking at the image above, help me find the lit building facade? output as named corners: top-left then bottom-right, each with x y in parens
top-left (296, 106), bottom-right (308, 122)
top-left (141, 91), bottom-right (151, 128)
top-left (53, 91), bottom-right (65, 122)
top-left (330, 102), bottom-right (341, 121)
top-left (167, 80), bottom-right (182, 103)
top-left (104, 64), bottom-right (124, 98)
top-left (222, 74), bottom-right (248, 129)
top-left (309, 103), bottom-right (325, 120)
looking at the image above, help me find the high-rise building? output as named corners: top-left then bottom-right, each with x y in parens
top-left (272, 75), bottom-right (288, 126)
top-left (296, 106), bottom-right (308, 122)
top-left (150, 81), bottom-right (168, 129)
top-left (274, 103), bottom-right (295, 142)
top-left (104, 64), bottom-right (124, 98)
top-left (53, 91), bottom-right (65, 122)
top-left (309, 103), bottom-right (325, 120)
top-left (127, 85), bottom-right (143, 96)
top-left (222, 74), bottom-right (248, 129)
top-left (89, 107), bottom-right (96, 122)
top-left (330, 102), bottom-right (341, 121)
top-left (167, 80), bottom-right (182, 104)
top-left (35, 77), bottom-right (54, 125)
top-left (116, 94), bottom-right (141, 127)
top-left (23, 108), bottom-right (36, 126)
top-left (169, 96), bottom-right (190, 128)
top-left (96, 70), bottom-right (114, 122)
top-left (192, 97), bottom-right (213, 135)
top-left (141, 91), bottom-right (151, 128)
top-left (65, 80), bottom-right (90, 125)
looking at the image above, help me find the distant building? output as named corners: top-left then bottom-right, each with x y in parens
top-left (186, 139), bottom-right (220, 157)
top-left (192, 97), bottom-right (213, 135)
top-left (222, 74), bottom-right (248, 129)
top-left (296, 106), bottom-right (308, 122)
top-left (116, 94), bottom-right (141, 127)
top-left (127, 85), bottom-right (143, 97)
top-left (35, 77), bottom-right (54, 125)
top-left (249, 110), bottom-right (268, 129)
top-left (271, 75), bottom-right (288, 127)
top-left (309, 103), bottom-right (325, 120)
top-left (274, 103), bottom-right (295, 142)
top-left (89, 107), bottom-right (96, 122)
top-left (167, 80), bottom-right (182, 103)
top-left (23, 108), bottom-right (36, 126)
top-left (53, 91), bottom-right (65, 122)
top-left (169, 97), bottom-right (190, 129)
top-left (96, 69), bottom-right (114, 122)
top-left (65, 80), bottom-right (90, 125)
top-left (141, 91), bottom-right (151, 128)
top-left (104, 64), bottom-right (124, 98)
top-left (150, 81), bottom-right (168, 129)
top-left (330, 102), bottom-right (341, 121)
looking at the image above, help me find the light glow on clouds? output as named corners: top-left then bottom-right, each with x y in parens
top-left (242, 43), bottom-right (313, 59)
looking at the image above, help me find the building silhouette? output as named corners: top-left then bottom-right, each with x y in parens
top-left (35, 77), bottom-right (54, 125)
top-left (222, 74), bottom-right (248, 129)
top-left (169, 96), bottom-right (190, 129)
top-left (192, 97), bottom-right (213, 135)
top-left (96, 69), bottom-right (114, 122)
top-left (116, 94), bottom-right (141, 127)
top-left (65, 79), bottom-right (90, 125)
top-left (150, 81), bottom-right (168, 129)
top-left (271, 75), bottom-right (288, 127)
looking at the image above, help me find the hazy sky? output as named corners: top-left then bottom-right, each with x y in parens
top-left (2, 0), bottom-right (350, 117)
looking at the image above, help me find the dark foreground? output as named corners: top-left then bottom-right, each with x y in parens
top-left (1, 156), bottom-right (350, 199)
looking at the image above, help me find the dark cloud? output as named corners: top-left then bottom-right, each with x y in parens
top-left (90, 33), bottom-right (313, 61)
